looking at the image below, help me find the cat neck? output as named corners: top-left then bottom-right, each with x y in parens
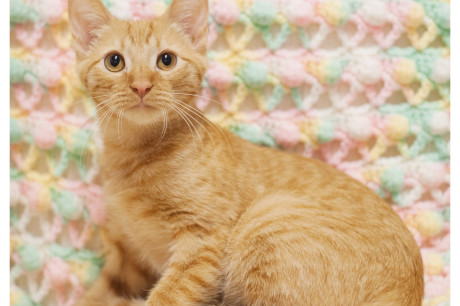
top-left (100, 109), bottom-right (210, 155)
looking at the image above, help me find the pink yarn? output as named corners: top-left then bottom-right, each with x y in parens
top-left (130, 1), bottom-right (155, 20)
top-left (44, 257), bottom-right (70, 288)
top-left (280, 61), bottom-right (305, 87)
top-left (275, 121), bottom-right (300, 147)
top-left (286, 1), bottom-right (314, 27)
top-left (38, 0), bottom-right (67, 24)
top-left (10, 181), bottom-right (21, 206)
top-left (86, 185), bottom-right (106, 225)
top-left (343, 116), bottom-right (373, 141)
top-left (35, 59), bottom-right (62, 87)
top-left (15, 23), bottom-right (45, 49)
top-left (418, 163), bottom-right (446, 188)
top-left (34, 121), bottom-right (57, 149)
top-left (13, 81), bottom-right (43, 111)
top-left (206, 61), bottom-right (233, 90)
top-left (21, 181), bottom-right (40, 209)
top-left (211, 0), bottom-right (240, 25)
top-left (69, 221), bottom-right (90, 249)
top-left (424, 275), bottom-right (450, 298)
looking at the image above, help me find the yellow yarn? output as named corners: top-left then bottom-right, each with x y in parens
top-left (230, 83), bottom-right (248, 113)
top-left (414, 210), bottom-right (443, 237)
top-left (406, 2), bottom-right (425, 28)
top-left (386, 114), bottom-right (410, 140)
top-left (369, 136), bottom-right (387, 161)
top-left (23, 145), bottom-right (40, 172)
top-left (51, 17), bottom-right (72, 49)
top-left (152, 1), bottom-right (167, 15)
top-left (394, 59), bottom-right (417, 85)
top-left (424, 253), bottom-right (444, 275)
top-left (362, 168), bottom-right (381, 184)
top-left (305, 60), bottom-right (327, 84)
top-left (407, 17), bottom-right (438, 50)
top-left (422, 290), bottom-right (450, 306)
top-left (254, 91), bottom-right (266, 112)
top-left (317, 0), bottom-right (342, 26)
top-left (69, 261), bottom-right (90, 284)
top-left (298, 121), bottom-right (316, 147)
top-left (10, 291), bottom-right (20, 305)
top-left (412, 79), bottom-right (433, 105)
top-left (37, 187), bottom-right (51, 212)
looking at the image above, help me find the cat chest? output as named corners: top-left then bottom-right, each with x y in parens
top-left (107, 201), bottom-right (175, 275)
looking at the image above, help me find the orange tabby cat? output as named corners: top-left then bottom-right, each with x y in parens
top-left (69, 0), bottom-right (424, 305)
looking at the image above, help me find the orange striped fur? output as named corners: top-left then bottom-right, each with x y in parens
top-left (69, 0), bottom-right (424, 305)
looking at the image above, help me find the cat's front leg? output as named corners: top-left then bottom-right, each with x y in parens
top-left (146, 232), bottom-right (224, 306)
top-left (76, 230), bottom-right (156, 306)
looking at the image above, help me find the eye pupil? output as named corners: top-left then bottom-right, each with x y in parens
top-left (161, 54), bottom-right (172, 66)
top-left (110, 55), bottom-right (120, 67)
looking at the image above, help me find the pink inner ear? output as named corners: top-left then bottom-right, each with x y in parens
top-left (167, 0), bottom-right (208, 47)
top-left (69, 0), bottom-right (111, 52)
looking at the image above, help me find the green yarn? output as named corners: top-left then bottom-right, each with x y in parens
top-left (433, 135), bottom-right (449, 160)
top-left (86, 261), bottom-right (102, 284)
top-left (230, 124), bottom-right (276, 147)
top-left (338, 1), bottom-right (353, 25)
top-left (13, 290), bottom-right (39, 306)
top-left (49, 244), bottom-right (104, 265)
top-left (443, 251), bottom-right (450, 265)
top-left (11, 168), bottom-right (24, 179)
top-left (442, 207), bottom-right (450, 221)
top-left (325, 59), bottom-right (347, 84)
top-left (298, 29), bottom-right (310, 49)
top-left (17, 244), bottom-right (42, 271)
top-left (50, 189), bottom-right (79, 222)
top-left (10, 57), bottom-right (34, 84)
top-left (387, 48), bottom-right (444, 81)
top-left (260, 22), bottom-right (292, 50)
top-left (317, 120), bottom-right (335, 144)
top-left (381, 167), bottom-right (404, 194)
top-left (11, 207), bottom-right (19, 227)
top-left (291, 87), bottom-right (303, 109)
top-left (10, 0), bottom-right (39, 25)
top-left (439, 27), bottom-right (450, 47)
top-left (53, 137), bottom-right (70, 177)
top-left (249, 1), bottom-right (277, 27)
top-left (266, 84), bottom-right (285, 111)
top-left (238, 61), bottom-right (268, 89)
top-left (414, 0), bottom-right (449, 30)
top-left (71, 130), bottom-right (91, 153)
top-left (11, 117), bottom-right (23, 143)
top-left (101, 0), bottom-right (114, 8)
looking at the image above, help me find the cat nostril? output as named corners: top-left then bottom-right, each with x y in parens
top-left (131, 83), bottom-right (153, 99)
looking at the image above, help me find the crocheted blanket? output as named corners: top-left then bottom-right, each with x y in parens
top-left (10, 0), bottom-right (450, 305)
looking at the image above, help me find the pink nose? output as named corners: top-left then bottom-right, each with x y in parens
top-left (131, 82), bottom-right (152, 99)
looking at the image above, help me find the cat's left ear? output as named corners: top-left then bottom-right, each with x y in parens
top-left (165, 0), bottom-right (209, 53)
top-left (68, 0), bottom-right (113, 54)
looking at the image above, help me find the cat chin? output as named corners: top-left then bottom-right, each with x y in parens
top-left (121, 107), bottom-right (166, 127)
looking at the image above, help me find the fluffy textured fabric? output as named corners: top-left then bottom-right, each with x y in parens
top-left (10, 0), bottom-right (450, 305)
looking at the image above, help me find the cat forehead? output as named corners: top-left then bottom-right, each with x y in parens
top-left (99, 19), bottom-right (182, 53)
top-left (112, 20), bottom-right (159, 48)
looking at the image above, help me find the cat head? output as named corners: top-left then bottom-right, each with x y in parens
top-left (69, 0), bottom-right (208, 127)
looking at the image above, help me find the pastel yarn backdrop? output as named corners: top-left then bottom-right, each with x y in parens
top-left (10, 0), bottom-right (450, 305)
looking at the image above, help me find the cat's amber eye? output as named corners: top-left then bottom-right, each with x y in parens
top-left (104, 53), bottom-right (125, 72)
top-left (157, 52), bottom-right (177, 70)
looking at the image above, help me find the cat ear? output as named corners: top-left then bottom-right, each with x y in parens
top-left (165, 0), bottom-right (209, 53)
top-left (68, 0), bottom-right (113, 54)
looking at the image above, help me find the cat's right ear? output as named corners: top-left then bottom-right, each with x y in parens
top-left (68, 0), bottom-right (112, 54)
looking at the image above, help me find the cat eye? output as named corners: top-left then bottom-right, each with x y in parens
top-left (104, 53), bottom-right (125, 72)
top-left (157, 52), bottom-right (177, 70)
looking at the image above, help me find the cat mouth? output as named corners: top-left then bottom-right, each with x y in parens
top-left (129, 102), bottom-right (156, 110)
